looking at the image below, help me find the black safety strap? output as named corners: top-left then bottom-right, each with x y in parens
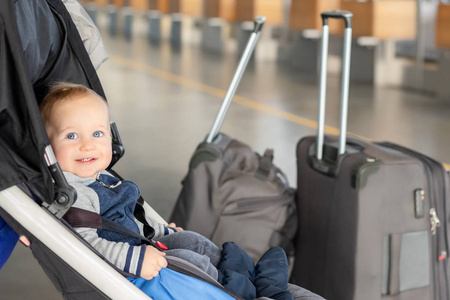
top-left (63, 207), bottom-right (155, 246)
top-left (135, 197), bottom-right (155, 239)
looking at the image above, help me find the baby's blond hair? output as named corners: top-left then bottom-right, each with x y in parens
top-left (40, 82), bottom-right (108, 127)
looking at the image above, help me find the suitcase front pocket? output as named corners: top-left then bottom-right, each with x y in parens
top-left (382, 231), bottom-right (430, 295)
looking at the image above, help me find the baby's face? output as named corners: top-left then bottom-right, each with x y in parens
top-left (46, 93), bottom-right (112, 179)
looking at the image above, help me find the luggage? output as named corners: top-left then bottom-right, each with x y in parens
top-left (290, 10), bottom-right (450, 300)
top-left (170, 17), bottom-right (297, 263)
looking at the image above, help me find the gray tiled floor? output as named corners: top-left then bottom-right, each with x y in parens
top-left (1, 11), bottom-right (450, 300)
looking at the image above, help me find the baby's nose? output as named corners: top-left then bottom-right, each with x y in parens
top-left (80, 137), bottom-right (96, 151)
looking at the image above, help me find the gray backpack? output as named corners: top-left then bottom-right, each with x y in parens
top-left (170, 133), bottom-right (297, 262)
top-left (171, 17), bottom-right (296, 263)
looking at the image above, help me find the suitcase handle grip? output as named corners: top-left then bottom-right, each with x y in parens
top-left (206, 16), bottom-right (266, 144)
top-left (316, 10), bottom-right (353, 163)
top-left (321, 10), bottom-right (353, 28)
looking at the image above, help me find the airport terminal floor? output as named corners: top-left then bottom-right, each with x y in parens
top-left (1, 9), bottom-right (450, 300)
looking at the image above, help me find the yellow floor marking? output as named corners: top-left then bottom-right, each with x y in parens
top-left (110, 55), bottom-right (449, 166)
top-left (111, 55), bottom-right (352, 136)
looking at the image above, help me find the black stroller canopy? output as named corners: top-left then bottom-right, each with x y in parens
top-left (0, 0), bottom-right (106, 205)
top-left (0, 1), bottom-right (132, 296)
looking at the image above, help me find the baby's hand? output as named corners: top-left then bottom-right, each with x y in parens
top-left (140, 246), bottom-right (167, 280)
top-left (168, 222), bottom-right (184, 232)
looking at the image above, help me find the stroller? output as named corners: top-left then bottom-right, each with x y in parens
top-left (0, 0), bottom-right (323, 299)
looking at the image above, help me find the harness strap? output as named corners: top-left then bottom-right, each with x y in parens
top-left (63, 207), bottom-right (157, 247)
top-left (104, 169), bottom-right (155, 239)
top-left (135, 197), bottom-right (155, 239)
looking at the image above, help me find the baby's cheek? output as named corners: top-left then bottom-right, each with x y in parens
top-left (53, 146), bottom-right (71, 170)
top-left (103, 145), bottom-right (113, 165)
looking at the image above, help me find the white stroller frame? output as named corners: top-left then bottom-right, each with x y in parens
top-left (0, 185), bottom-right (165, 299)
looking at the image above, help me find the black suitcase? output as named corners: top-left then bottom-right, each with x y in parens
top-left (290, 10), bottom-right (450, 300)
top-left (170, 17), bottom-right (297, 263)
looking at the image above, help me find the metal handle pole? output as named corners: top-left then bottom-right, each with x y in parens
top-left (206, 16), bottom-right (266, 144)
top-left (338, 27), bottom-right (352, 155)
top-left (315, 10), bottom-right (353, 160)
top-left (316, 24), bottom-right (329, 160)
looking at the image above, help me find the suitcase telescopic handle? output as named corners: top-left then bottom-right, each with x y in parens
top-left (206, 16), bottom-right (266, 144)
top-left (316, 10), bottom-right (353, 161)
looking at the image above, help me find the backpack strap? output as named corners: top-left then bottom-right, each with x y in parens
top-left (254, 149), bottom-right (274, 181)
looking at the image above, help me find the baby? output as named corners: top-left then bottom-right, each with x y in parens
top-left (39, 82), bottom-right (221, 280)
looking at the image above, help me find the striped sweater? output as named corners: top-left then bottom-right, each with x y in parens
top-left (65, 171), bottom-right (176, 276)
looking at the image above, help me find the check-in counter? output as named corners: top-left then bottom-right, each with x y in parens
top-left (234, 0), bottom-right (283, 26)
top-left (83, 0), bottom-right (183, 11)
top-left (279, 0), bottom-right (341, 73)
top-left (289, 0), bottom-right (341, 33)
top-left (436, 3), bottom-right (450, 48)
top-left (233, 0), bottom-right (284, 60)
top-left (147, 0), bottom-right (179, 12)
top-left (201, 0), bottom-right (283, 56)
top-left (202, 0), bottom-right (234, 20)
top-left (200, 0), bottom-right (235, 53)
top-left (436, 4), bottom-right (450, 100)
top-left (340, 0), bottom-right (416, 39)
top-left (287, 0), bottom-right (417, 39)
top-left (203, 0), bottom-right (283, 25)
top-left (129, 0), bottom-right (203, 16)
top-left (180, 0), bottom-right (202, 17)
top-left (338, 0), bottom-right (417, 86)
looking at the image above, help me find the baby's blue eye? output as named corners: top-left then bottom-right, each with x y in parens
top-left (93, 131), bottom-right (103, 138)
top-left (67, 133), bottom-right (78, 139)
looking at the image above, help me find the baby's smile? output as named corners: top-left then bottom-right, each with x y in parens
top-left (76, 157), bottom-right (97, 163)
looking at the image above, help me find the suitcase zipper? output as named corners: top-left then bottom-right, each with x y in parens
top-left (377, 142), bottom-right (449, 299)
top-left (430, 208), bottom-right (441, 235)
top-left (378, 143), bottom-right (447, 239)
